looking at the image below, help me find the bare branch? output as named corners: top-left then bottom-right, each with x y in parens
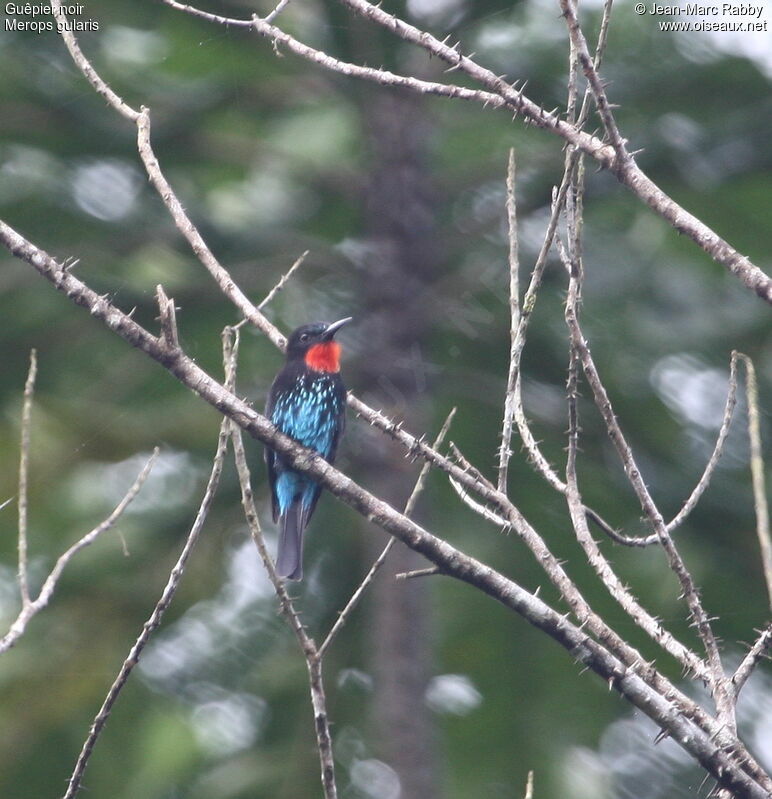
top-left (50, 0), bottom-right (139, 121)
top-left (668, 353), bottom-right (740, 531)
top-left (319, 408), bottom-right (456, 658)
top-left (564, 274), bottom-right (736, 731)
top-left (588, 352), bottom-right (739, 547)
top-left (265, 0), bottom-right (291, 24)
top-left (17, 348), bottom-right (37, 606)
top-left (732, 622), bottom-right (772, 696)
top-left (257, 250), bottom-right (309, 310)
top-left (498, 150), bottom-right (520, 492)
top-left (134, 110), bottom-right (285, 350)
top-left (333, 0), bottom-right (771, 301)
top-left (563, 240), bottom-right (707, 680)
top-left (737, 353), bottom-right (772, 609)
top-left (62, 430), bottom-right (227, 799)
top-left (230, 424), bottom-right (338, 798)
top-left (559, 0), bottom-right (628, 161)
top-left (43, 8), bottom-right (286, 350)
top-left (508, 0), bottom-right (615, 493)
top-left (3, 220), bottom-right (769, 795)
top-left (523, 770), bottom-right (534, 799)
top-left (395, 566), bottom-right (441, 580)
top-left (48, 0), bottom-right (768, 310)
top-left (1, 450), bottom-right (158, 656)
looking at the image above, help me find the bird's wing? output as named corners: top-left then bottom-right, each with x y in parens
top-left (265, 380), bottom-right (281, 523)
top-left (324, 380), bottom-right (347, 465)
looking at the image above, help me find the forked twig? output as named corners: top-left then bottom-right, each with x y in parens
top-left (1, 450), bottom-right (157, 657)
top-left (2, 351), bottom-right (158, 658)
top-left (62, 433), bottom-right (225, 799)
top-left (60, 335), bottom-right (241, 799)
top-left (561, 241), bottom-right (707, 681)
top-left (559, 0), bottom-right (628, 163)
top-left (565, 282), bottom-right (736, 731)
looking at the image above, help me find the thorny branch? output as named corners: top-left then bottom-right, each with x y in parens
top-left (146, 0), bottom-right (772, 303)
top-left (1, 3), bottom-right (769, 796)
top-left (3, 219), bottom-right (771, 796)
top-left (553, 44), bottom-right (713, 688)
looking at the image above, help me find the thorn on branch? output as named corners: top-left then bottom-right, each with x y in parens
top-left (395, 566), bottom-right (440, 581)
top-left (155, 284), bottom-right (180, 350)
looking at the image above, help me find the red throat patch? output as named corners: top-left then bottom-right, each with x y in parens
top-left (305, 341), bottom-right (341, 373)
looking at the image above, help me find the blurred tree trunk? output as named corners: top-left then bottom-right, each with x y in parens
top-left (355, 86), bottom-right (443, 799)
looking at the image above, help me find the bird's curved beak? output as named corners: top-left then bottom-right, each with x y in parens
top-left (323, 317), bottom-right (353, 340)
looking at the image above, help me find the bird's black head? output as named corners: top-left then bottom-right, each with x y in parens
top-left (285, 317), bottom-right (352, 362)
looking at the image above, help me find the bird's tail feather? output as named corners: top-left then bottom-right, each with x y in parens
top-left (276, 503), bottom-right (305, 581)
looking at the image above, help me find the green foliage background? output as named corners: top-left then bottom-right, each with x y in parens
top-left (1, 1), bottom-right (771, 797)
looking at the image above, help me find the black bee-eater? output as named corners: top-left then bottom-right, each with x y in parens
top-left (265, 317), bottom-right (351, 581)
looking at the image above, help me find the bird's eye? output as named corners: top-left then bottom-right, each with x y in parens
top-left (300, 332), bottom-right (310, 343)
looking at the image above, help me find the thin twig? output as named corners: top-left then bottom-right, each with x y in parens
top-left (17, 348), bottom-right (37, 606)
top-left (664, 352), bottom-right (738, 533)
top-left (588, 352), bottom-right (739, 546)
top-left (61, 330), bottom-right (239, 799)
top-left (135, 110), bottom-right (284, 349)
top-left (448, 476), bottom-right (511, 529)
top-left (258, 250), bottom-right (309, 310)
top-left (265, 0), bottom-right (291, 23)
top-left (737, 353), bottom-right (772, 609)
top-left (155, 284), bottom-right (180, 350)
top-left (50, 0), bottom-right (139, 121)
top-left (511, 0), bottom-right (611, 495)
top-left (1, 450), bottom-right (158, 658)
top-left (732, 622), bottom-right (772, 696)
top-left (524, 770), bottom-right (534, 799)
top-left (48, 5), bottom-right (284, 350)
top-left (395, 566), bottom-right (440, 580)
top-left (498, 150), bottom-right (520, 493)
top-left (62, 434), bottom-right (225, 799)
top-left (319, 408), bottom-right (456, 658)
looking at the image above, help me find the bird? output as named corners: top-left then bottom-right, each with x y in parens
top-left (265, 317), bottom-right (351, 581)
